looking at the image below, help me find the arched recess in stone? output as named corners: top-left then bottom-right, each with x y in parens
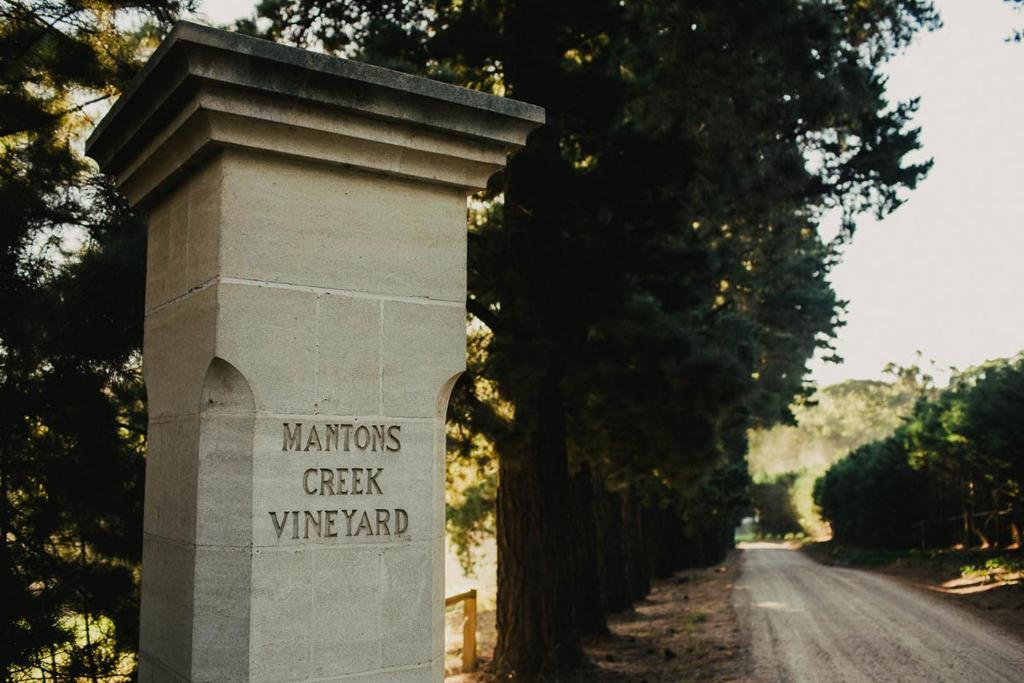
top-left (436, 370), bottom-right (465, 476)
top-left (200, 356), bottom-right (257, 416)
top-left (435, 369), bottom-right (465, 422)
top-left (434, 368), bottom-right (467, 644)
top-left (436, 368), bottom-right (466, 525)
top-left (192, 357), bottom-right (256, 681)
top-left (437, 364), bottom-right (503, 599)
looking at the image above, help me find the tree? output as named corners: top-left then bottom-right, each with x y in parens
top-left (752, 473), bottom-right (804, 538)
top-left (748, 368), bottom-right (932, 535)
top-left (1, 1), bottom-right (189, 678)
top-left (816, 355), bottom-right (1024, 550)
top-left (814, 439), bottom-right (924, 547)
top-left (960, 360), bottom-right (1024, 516)
top-left (240, 0), bottom-right (937, 675)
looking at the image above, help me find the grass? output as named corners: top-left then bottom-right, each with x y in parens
top-left (682, 610), bottom-right (710, 636)
top-left (802, 540), bottom-right (1024, 583)
top-left (802, 541), bottom-right (918, 567)
top-left (960, 556), bottom-right (1024, 576)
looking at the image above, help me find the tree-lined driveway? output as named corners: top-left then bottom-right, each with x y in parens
top-left (733, 542), bottom-right (1024, 682)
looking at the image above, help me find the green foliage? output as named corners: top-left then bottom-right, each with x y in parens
top-left (749, 367), bottom-right (929, 534)
top-left (814, 439), bottom-right (925, 547)
top-left (444, 413), bottom-right (498, 576)
top-left (805, 541), bottom-right (1024, 591)
top-left (2, 0), bottom-right (940, 675)
top-left (1, 1), bottom-right (189, 678)
top-left (445, 474), bottom-right (496, 575)
top-left (240, 5), bottom-right (941, 484)
top-left (242, 0), bottom-right (936, 669)
top-left (804, 540), bottom-right (926, 567)
top-left (816, 354), bottom-right (1024, 549)
top-left (960, 555), bottom-right (1024, 577)
top-left (234, 0), bottom-right (429, 70)
top-left (749, 369), bottom-right (929, 476)
top-left (751, 473), bottom-right (804, 538)
top-left (676, 442), bottom-right (753, 545)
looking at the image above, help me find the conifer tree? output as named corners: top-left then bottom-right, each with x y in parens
top-left (1, 1), bottom-right (190, 678)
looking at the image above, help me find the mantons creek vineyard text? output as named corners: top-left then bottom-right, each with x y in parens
top-left (270, 422), bottom-right (409, 541)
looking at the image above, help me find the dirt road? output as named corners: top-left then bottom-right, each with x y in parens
top-left (446, 551), bottom-right (751, 682)
top-left (733, 542), bottom-right (1024, 683)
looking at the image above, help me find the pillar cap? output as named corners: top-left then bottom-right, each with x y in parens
top-left (87, 21), bottom-right (544, 205)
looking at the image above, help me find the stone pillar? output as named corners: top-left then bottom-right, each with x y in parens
top-left (86, 22), bottom-right (542, 683)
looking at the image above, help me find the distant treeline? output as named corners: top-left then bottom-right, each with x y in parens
top-left (746, 369), bottom-right (928, 538)
top-left (815, 355), bottom-right (1024, 549)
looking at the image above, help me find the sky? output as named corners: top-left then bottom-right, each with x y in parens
top-left (808, 0), bottom-right (1024, 386)
top-left (193, 0), bottom-right (256, 25)
top-left (196, 0), bottom-right (1024, 388)
top-left (194, 0), bottom-right (253, 25)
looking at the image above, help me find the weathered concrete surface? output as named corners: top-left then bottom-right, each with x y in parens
top-left (87, 21), bottom-right (542, 683)
top-left (733, 542), bottom-right (1024, 683)
top-left (85, 21), bottom-right (543, 207)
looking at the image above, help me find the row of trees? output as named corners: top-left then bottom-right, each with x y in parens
top-left (2, 0), bottom-right (939, 679)
top-left (239, 0), bottom-right (935, 675)
top-left (747, 368), bottom-right (930, 537)
top-left (816, 355), bottom-right (1024, 549)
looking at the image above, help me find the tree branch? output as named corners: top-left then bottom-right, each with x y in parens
top-left (467, 296), bottom-right (501, 332)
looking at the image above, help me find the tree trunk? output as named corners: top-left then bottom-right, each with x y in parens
top-left (0, 445), bottom-right (14, 678)
top-left (594, 485), bottom-right (632, 613)
top-left (568, 462), bottom-right (608, 635)
top-left (494, 379), bottom-right (583, 675)
top-left (490, 0), bottom-right (587, 674)
top-left (644, 505), bottom-right (673, 580)
top-left (623, 487), bottom-right (649, 601)
top-left (665, 509), bottom-right (688, 572)
top-left (705, 528), bottom-right (725, 566)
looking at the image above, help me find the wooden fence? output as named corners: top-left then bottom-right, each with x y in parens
top-left (445, 589), bottom-right (477, 673)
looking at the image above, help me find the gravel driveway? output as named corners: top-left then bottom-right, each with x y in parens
top-left (733, 542), bottom-right (1024, 683)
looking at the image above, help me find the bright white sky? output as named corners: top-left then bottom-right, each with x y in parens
top-left (197, 0), bottom-right (1024, 388)
top-left (809, 0), bottom-right (1024, 387)
top-left (194, 0), bottom-right (252, 25)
